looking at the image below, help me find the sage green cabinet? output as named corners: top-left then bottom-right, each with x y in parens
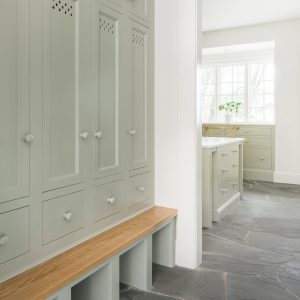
top-left (203, 124), bottom-right (275, 181)
top-left (0, 0), bottom-right (154, 280)
top-left (0, 0), bottom-right (30, 203)
top-left (42, 0), bottom-right (89, 191)
top-left (92, 3), bottom-right (123, 179)
top-left (128, 21), bottom-right (152, 170)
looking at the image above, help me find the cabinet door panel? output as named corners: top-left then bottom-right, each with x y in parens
top-left (42, 0), bottom-right (85, 191)
top-left (128, 22), bottom-right (151, 170)
top-left (127, 0), bottom-right (151, 23)
top-left (0, 0), bottom-right (30, 203)
top-left (93, 4), bottom-right (122, 179)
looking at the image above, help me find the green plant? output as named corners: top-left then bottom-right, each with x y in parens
top-left (218, 101), bottom-right (242, 116)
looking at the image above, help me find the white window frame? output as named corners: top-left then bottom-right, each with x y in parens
top-left (202, 58), bottom-right (274, 124)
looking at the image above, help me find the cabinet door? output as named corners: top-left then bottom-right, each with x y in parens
top-left (42, 0), bottom-right (88, 191)
top-left (128, 21), bottom-right (151, 170)
top-left (92, 3), bottom-right (123, 179)
top-left (0, 0), bottom-right (30, 203)
top-left (127, 0), bottom-right (152, 23)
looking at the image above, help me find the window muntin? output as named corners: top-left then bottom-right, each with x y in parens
top-left (202, 62), bottom-right (274, 123)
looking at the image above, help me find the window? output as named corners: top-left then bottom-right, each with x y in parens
top-left (202, 44), bottom-right (275, 123)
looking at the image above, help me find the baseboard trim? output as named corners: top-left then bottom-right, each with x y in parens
top-left (274, 172), bottom-right (300, 185)
top-left (213, 193), bottom-right (240, 222)
top-left (244, 169), bottom-right (274, 182)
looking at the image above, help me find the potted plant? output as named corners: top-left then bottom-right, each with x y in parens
top-left (218, 101), bottom-right (242, 123)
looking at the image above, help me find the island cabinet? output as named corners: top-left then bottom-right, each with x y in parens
top-left (203, 124), bottom-right (275, 182)
top-left (0, 0), bottom-right (154, 282)
top-left (202, 137), bottom-right (244, 228)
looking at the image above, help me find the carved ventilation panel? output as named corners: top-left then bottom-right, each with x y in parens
top-left (99, 14), bottom-right (115, 34)
top-left (132, 32), bottom-right (144, 47)
top-left (51, 0), bottom-right (74, 17)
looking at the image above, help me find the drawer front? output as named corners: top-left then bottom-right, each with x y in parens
top-left (93, 180), bottom-right (124, 223)
top-left (244, 148), bottom-right (272, 170)
top-left (0, 206), bottom-right (30, 264)
top-left (217, 162), bottom-right (239, 183)
top-left (238, 126), bottom-right (272, 137)
top-left (129, 172), bottom-right (152, 206)
top-left (244, 137), bottom-right (272, 148)
top-left (217, 144), bottom-right (239, 165)
top-left (215, 181), bottom-right (239, 210)
top-left (43, 192), bottom-right (84, 244)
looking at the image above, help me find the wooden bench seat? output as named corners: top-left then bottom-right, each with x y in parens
top-left (0, 206), bottom-right (177, 300)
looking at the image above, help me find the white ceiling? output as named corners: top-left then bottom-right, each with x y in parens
top-left (203, 0), bottom-right (300, 32)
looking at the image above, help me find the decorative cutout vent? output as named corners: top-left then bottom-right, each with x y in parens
top-left (52, 0), bottom-right (74, 17)
top-left (99, 15), bottom-right (115, 34)
top-left (132, 32), bottom-right (144, 46)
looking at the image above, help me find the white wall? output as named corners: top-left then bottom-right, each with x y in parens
top-left (155, 0), bottom-right (202, 269)
top-left (203, 19), bottom-right (300, 185)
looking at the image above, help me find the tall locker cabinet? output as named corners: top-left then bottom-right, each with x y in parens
top-left (42, 0), bottom-right (89, 191)
top-left (0, 0), bottom-right (30, 203)
top-left (0, 0), bottom-right (154, 283)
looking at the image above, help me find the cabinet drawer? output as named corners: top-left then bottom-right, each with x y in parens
top-left (244, 148), bottom-right (272, 170)
top-left (43, 192), bottom-right (84, 244)
top-left (238, 126), bottom-right (272, 137)
top-left (217, 144), bottom-right (239, 165)
top-left (93, 180), bottom-right (124, 223)
top-left (215, 181), bottom-right (239, 210)
top-left (244, 137), bottom-right (272, 148)
top-left (0, 206), bottom-right (30, 264)
top-left (129, 172), bottom-right (152, 206)
top-left (217, 162), bottom-right (239, 183)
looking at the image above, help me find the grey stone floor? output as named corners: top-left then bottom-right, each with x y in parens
top-left (121, 181), bottom-right (300, 300)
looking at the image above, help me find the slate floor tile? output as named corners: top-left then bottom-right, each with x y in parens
top-left (120, 289), bottom-right (181, 300)
top-left (203, 233), bottom-right (293, 264)
top-left (227, 274), bottom-right (299, 300)
top-left (152, 264), bottom-right (226, 300)
top-left (246, 231), bottom-right (300, 253)
top-left (199, 253), bottom-right (279, 279)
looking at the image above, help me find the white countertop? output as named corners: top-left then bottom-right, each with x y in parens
top-left (202, 137), bottom-right (245, 149)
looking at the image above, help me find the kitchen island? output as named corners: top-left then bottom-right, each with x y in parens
top-left (202, 137), bottom-right (244, 228)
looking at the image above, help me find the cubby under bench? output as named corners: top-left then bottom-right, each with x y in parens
top-left (0, 207), bottom-right (177, 300)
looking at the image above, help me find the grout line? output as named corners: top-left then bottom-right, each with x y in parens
top-left (224, 272), bottom-right (228, 300)
top-left (244, 230), bottom-right (251, 242)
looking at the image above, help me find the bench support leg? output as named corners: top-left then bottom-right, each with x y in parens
top-left (153, 220), bottom-right (176, 268)
top-left (120, 237), bottom-right (152, 291)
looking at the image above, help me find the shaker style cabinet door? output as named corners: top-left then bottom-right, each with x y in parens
top-left (0, 0), bottom-right (30, 203)
top-left (42, 0), bottom-right (88, 191)
top-left (127, 21), bottom-right (151, 170)
top-left (127, 0), bottom-right (152, 23)
top-left (92, 3), bottom-right (123, 179)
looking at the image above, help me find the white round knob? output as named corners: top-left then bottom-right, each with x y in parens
top-left (107, 197), bottom-right (116, 204)
top-left (64, 211), bottom-right (73, 221)
top-left (0, 235), bottom-right (8, 246)
top-left (94, 131), bottom-right (103, 139)
top-left (80, 131), bottom-right (89, 140)
top-left (129, 129), bottom-right (136, 136)
top-left (138, 186), bottom-right (145, 192)
top-left (24, 134), bottom-right (34, 144)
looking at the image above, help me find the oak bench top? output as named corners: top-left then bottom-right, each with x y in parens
top-left (0, 206), bottom-right (177, 300)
